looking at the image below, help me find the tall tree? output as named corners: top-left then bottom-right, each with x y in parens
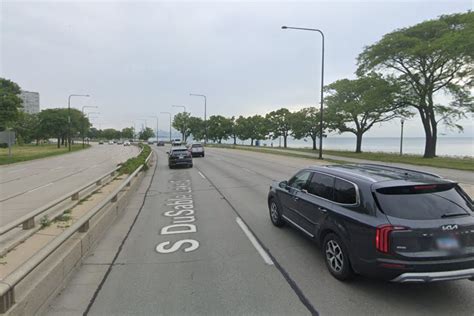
top-left (207, 115), bottom-right (232, 144)
top-left (229, 116), bottom-right (238, 145)
top-left (38, 109), bottom-right (68, 148)
top-left (121, 127), bottom-right (135, 139)
top-left (235, 116), bottom-right (251, 144)
top-left (0, 78), bottom-right (23, 130)
top-left (172, 112), bottom-right (191, 141)
top-left (357, 12), bottom-right (474, 157)
top-left (187, 117), bottom-right (205, 141)
top-left (248, 115), bottom-right (269, 146)
top-left (87, 127), bottom-right (102, 139)
top-left (325, 75), bottom-right (406, 153)
top-left (13, 112), bottom-right (41, 145)
top-left (138, 127), bottom-right (154, 140)
top-left (266, 108), bottom-right (293, 148)
top-left (291, 107), bottom-right (322, 150)
top-left (102, 128), bottom-right (121, 140)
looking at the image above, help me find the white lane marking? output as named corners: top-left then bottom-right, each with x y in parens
top-left (7, 168), bottom-right (26, 174)
top-left (242, 167), bottom-right (255, 174)
top-left (27, 182), bottom-right (53, 193)
top-left (51, 166), bottom-right (64, 171)
top-left (198, 171), bottom-right (206, 179)
top-left (235, 217), bottom-right (274, 265)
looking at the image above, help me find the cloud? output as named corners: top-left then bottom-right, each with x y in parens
top-left (2, 0), bottom-right (472, 137)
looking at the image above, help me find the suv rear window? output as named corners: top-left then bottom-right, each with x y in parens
top-left (375, 184), bottom-right (472, 220)
top-left (171, 149), bottom-right (188, 155)
top-left (192, 144), bottom-right (203, 148)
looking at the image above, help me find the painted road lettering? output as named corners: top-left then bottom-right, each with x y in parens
top-left (156, 176), bottom-right (200, 254)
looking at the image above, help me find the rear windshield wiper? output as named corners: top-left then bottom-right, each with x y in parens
top-left (441, 212), bottom-right (468, 218)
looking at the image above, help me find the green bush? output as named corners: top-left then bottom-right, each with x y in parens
top-left (118, 144), bottom-right (152, 174)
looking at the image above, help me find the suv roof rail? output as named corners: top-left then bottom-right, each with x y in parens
top-left (354, 163), bottom-right (441, 179)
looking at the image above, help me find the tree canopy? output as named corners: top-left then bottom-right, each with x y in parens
top-left (0, 78), bottom-right (23, 130)
top-left (290, 107), bottom-right (322, 150)
top-left (357, 11), bottom-right (474, 157)
top-left (325, 75), bottom-right (407, 152)
top-left (266, 108), bottom-right (293, 148)
top-left (207, 115), bottom-right (233, 144)
top-left (172, 112), bottom-right (191, 141)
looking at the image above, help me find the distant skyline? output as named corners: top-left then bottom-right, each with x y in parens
top-left (2, 0), bottom-right (473, 138)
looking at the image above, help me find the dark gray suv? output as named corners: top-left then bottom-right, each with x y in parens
top-left (268, 164), bottom-right (474, 282)
top-left (168, 147), bottom-right (193, 168)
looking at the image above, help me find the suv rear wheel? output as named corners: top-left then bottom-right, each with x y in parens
top-left (269, 199), bottom-right (284, 227)
top-left (323, 233), bottom-right (353, 281)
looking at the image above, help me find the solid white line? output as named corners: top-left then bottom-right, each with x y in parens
top-left (28, 182), bottom-right (53, 193)
top-left (198, 171), bottom-right (206, 179)
top-left (235, 217), bottom-right (274, 265)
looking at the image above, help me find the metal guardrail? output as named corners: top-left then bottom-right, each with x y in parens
top-left (0, 146), bottom-right (145, 238)
top-left (0, 149), bottom-right (153, 313)
top-left (0, 166), bottom-right (120, 237)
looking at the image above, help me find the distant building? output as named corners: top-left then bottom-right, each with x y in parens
top-left (19, 91), bottom-right (40, 114)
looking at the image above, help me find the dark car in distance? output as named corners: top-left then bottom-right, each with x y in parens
top-left (157, 141), bottom-right (165, 146)
top-left (268, 164), bottom-right (474, 282)
top-left (168, 147), bottom-right (193, 169)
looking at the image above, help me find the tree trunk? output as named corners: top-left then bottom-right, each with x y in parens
top-left (355, 132), bottom-right (363, 153)
top-left (233, 136), bottom-right (236, 145)
top-left (57, 137), bottom-right (60, 148)
top-left (251, 139), bottom-right (254, 146)
top-left (283, 135), bottom-right (287, 148)
top-left (311, 136), bottom-right (317, 150)
top-left (418, 108), bottom-right (437, 158)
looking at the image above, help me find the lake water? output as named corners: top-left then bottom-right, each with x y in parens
top-left (233, 137), bottom-right (474, 157)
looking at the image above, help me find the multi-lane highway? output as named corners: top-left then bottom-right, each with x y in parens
top-left (0, 144), bottom-right (139, 226)
top-left (53, 146), bottom-right (474, 316)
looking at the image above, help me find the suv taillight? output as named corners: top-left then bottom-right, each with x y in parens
top-left (375, 225), bottom-right (407, 253)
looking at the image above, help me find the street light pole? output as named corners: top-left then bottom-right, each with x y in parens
top-left (147, 116), bottom-right (159, 143)
top-left (81, 105), bottom-right (98, 148)
top-left (135, 119), bottom-right (148, 141)
top-left (172, 105), bottom-right (187, 142)
top-left (400, 118), bottom-right (405, 156)
top-left (282, 26), bottom-right (325, 159)
top-left (85, 112), bottom-right (99, 145)
top-left (160, 112), bottom-right (172, 143)
top-left (68, 94), bottom-right (90, 151)
top-left (190, 93), bottom-right (207, 143)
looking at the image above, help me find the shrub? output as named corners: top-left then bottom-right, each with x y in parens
top-left (118, 144), bottom-right (152, 174)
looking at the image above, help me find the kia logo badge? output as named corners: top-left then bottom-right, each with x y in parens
top-left (442, 224), bottom-right (458, 231)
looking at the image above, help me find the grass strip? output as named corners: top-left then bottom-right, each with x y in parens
top-left (118, 144), bottom-right (151, 174)
top-left (206, 144), bottom-right (473, 171)
top-left (0, 144), bottom-right (90, 165)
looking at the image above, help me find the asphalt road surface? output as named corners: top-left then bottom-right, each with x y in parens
top-left (81, 146), bottom-right (474, 316)
top-left (0, 143), bottom-right (139, 226)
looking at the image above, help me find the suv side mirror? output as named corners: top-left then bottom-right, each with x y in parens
top-left (279, 180), bottom-right (289, 189)
top-left (166, 151), bottom-right (169, 154)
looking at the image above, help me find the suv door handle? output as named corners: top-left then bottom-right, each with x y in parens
top-left (318, 207), bottom-right (328, 213)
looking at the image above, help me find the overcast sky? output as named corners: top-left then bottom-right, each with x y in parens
top-left (1, 0), bottom-right (473, 138)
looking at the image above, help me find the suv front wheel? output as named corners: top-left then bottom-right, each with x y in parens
top-left (323, 233), bottom-right (354, 281)
top-left (269, 199), bottom-right (285, 227)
